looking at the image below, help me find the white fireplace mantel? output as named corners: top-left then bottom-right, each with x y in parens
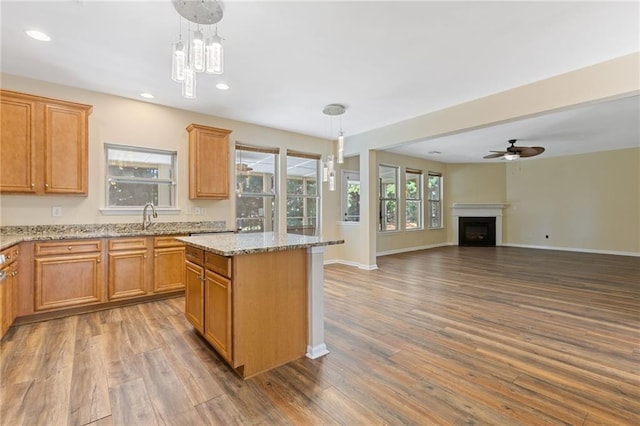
top-left (452, 203), bottom-right (506, 245)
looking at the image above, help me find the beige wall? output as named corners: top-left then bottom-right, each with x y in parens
top-left (0, 74), bottom-right (344, 256)
top-left (445, 163), bottom-right (507, 242)
top-left (505, 148), bottom-right (639, 254)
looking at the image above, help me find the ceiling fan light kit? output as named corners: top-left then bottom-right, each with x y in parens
top-left (483, 139), bottom-right (545, 160)
top-left (171, 0), bottom-right (225, 99)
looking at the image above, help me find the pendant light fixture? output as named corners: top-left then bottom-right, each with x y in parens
top-left (322, 103), bottom-right (347, 165)
top-left (206, 26), bottom-right (224, 74)
top-left (172, 0), bottom-right (225, 99)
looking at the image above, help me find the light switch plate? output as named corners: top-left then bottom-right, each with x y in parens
top-left (52, 206), bottom-right (62, 217)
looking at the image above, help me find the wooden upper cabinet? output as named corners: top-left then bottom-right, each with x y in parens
top-left (187, 123), bottom-right (231, 199)
top-left (0, 90), bottom-right (92, 195)
top-left (0, 95), bottom-right (37, 193)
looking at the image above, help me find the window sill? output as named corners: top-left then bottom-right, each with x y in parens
top-left (428, 226), bottom-right (445, 230)
top-left (337, 220), bottom-right (360, 225)
top-left (100, 207), bottom-right (182, 216)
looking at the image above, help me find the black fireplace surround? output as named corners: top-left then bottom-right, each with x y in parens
top-left (459, 217), bottom-right (496, 246)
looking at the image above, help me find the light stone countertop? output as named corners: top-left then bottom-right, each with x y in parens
top-left (0, 221), bottom-right (230, 250)
top-left (177, 232), bottom-right (344, 257)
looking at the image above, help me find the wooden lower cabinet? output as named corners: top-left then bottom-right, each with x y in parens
top-left (185, 261), bottom-right (204, 333)
top-left (34, 252), bottom-right (102, 311)
top-left (108, 249), bottom-right (148, 300)
top-left (12, 235), bottom-right (186, 322)
top-left (204, 269), bottom-right (232, 363)
top-left (153, 238), bottom-right (185, 293)
top-left (108, 237), bottom-right (148, 300)
top-left (1, 245), bottom-right (19, 338)
top-left (184, 247), bottom-right (308, 379)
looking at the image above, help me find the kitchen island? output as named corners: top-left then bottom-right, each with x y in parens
top-left (177, 232), bottom-right (343, 379)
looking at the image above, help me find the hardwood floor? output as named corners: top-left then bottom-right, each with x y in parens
top-left (1, 246), bottom-right (639, 425)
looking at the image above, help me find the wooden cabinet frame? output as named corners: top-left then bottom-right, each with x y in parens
top-left (187, 123), bottom-right (231, 199)
top-left (0, 90), bottom-right (92, 195)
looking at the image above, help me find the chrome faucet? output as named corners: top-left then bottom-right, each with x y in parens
top-left (142, 202), bottom-right (157, 230)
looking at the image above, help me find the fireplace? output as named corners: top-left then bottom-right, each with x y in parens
top-left (459, 217), bottom-right (496, 246)
top-left (451, 203), bottom-right (505, 246)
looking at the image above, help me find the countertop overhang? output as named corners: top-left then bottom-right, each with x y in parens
top-left (177, 232), bottom-right (344, 256)
top-left (0, 221), bottom-right (231, 250)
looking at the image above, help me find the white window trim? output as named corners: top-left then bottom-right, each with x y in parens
top-left (104, 143), bottom-right (178, 211)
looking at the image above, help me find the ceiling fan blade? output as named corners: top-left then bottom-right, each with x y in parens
top-left (517, 146), bottom-right (545, 157)
top-left (483, 152), bottom-right (505, 159)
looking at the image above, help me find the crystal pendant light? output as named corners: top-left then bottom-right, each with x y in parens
top-left (172, 40), bottom-right (186, 82)
top-left (337, 131), bottom-right (344, 164)
top-left (206, 27), bottom-right (224, 74)
top-left (183, 67), bottom-right (196, 98)
top-left (172, 0), bottom-right (226, 99)
top-left (191, 27), bottom-right (205, 72)
top-left (326, 154), bottom-right (336, 191)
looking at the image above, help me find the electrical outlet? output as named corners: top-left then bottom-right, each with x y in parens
top-left (194, 207), bottom-right (201, 215)
top-left (52, 206), bottom-right (62, 217)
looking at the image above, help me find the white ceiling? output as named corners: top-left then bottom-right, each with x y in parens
top-left (1, 1), bottom-right (639, 163)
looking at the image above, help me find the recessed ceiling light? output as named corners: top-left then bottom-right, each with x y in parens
top-left (216, 83), bottom-right (229, 90)
top-left (25, 30), bottom-right (51, 42)
top-left (140, 93), bottom-right (154, 99)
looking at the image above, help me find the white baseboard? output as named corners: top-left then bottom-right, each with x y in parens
top-left (324, 258), bottom-right (378, 270)
top-left (376, 242), bottom-right (451, 257)
top-left (502, 243), bottom-right (640, 257)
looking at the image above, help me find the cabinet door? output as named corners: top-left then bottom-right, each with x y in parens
top-left (34, 253), bottom-right (102, 311)
top-left (204, 269), bottom-right (232, 362)
top-left (188, 124), bottom-right (231, 199)
top-left (0, 95), bottom-right (37, 193)
top-left (108, 250), bottom-right (147, 300)
top-left (153, 246), bottom-right (185, 293)
top-left (43, 103), bottom-right (89, 195)
top-left (1, 263), bottom-right (17, 336)
top-left (185, 261), bottom-right (204, 334)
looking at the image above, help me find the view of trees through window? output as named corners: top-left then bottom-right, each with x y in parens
top-left (342, 171), bottom-right (360, 222)
top-left (286, 153), bottom-right (320, 236)
top-left (105, 144), bottom-right (175, 207)
top-left (235, 146), bottom-right (278, 233)
top-left (379, 165), bottom-right (399, 231)
top-left (405, 170), bottom-right (423, 229)
top-left (428, 172), bottom-right (443, 228)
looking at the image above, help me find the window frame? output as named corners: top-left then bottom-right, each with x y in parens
top-left (101, 143), bottom-right (178, 215)
top-left (235, 143), bottom-right (279, 233)
top-left (405, 168), bottom-right (423, 230)
top-left (341, 170), bottom-right (360, 222)
top-left (427, 171), bottom-right (443, 229)
top-left (379, 164), bottom-right (399, 232)
top-left (286, 150), bottom-right (321, 236)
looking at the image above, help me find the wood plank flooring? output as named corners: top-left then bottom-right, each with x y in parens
top-left (1, 246), bottom-right (639, 425)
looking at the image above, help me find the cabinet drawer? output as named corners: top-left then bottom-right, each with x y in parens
top-left (0, 245), bottom-right (19, 265)
top-left (35, 239), bottom-right (102, 256)
top-left (154, 236), bottom-right (185, 248)
top-left (108, 238), bottom-right (147, 251)
top-left (205, 252), bottom-right (232, 278)
top-left (185, 246), bottom-right (204, 266)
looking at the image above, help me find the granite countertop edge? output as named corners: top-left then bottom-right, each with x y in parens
top-left (177, 238), bottom-right (344, 257)
top-left (0, 222), bottom-right (231, 250)
top-left (177, 233), bottom-right (345, 257)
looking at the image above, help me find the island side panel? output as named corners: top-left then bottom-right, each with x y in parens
top-left (233, 248), bottom-right (308, 378)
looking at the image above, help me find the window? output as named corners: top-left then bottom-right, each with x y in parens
top-left (405, 169), bottom-right (423, 229)
top-left (428, 172), bottom-right (443, 228)
top-left (105, 144), bottom-right (176, 208)
top-left (286, 151), bottom-right (320, 236)
top-left (235, 144), bottom-right (279, 233)
top-left (379, 164), bottom-right (399, 231)
top-left (342, 170), bottom-right (360, 222)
